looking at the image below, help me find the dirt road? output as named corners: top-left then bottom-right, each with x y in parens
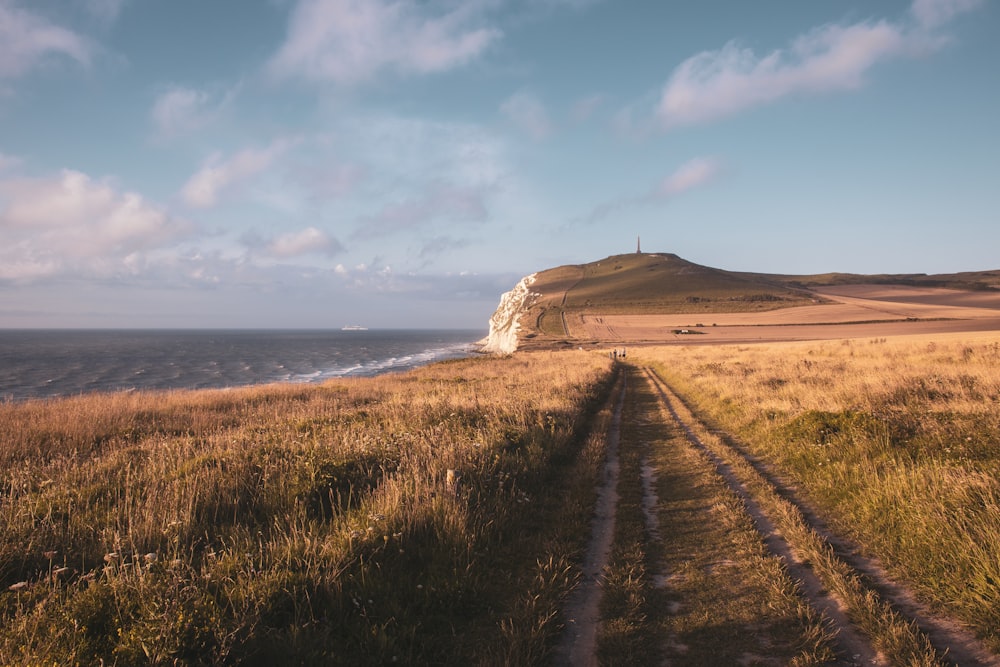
top-left (558, 364), bottom-right (1000, 666)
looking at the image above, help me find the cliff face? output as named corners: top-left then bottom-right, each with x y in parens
top-left (480, 273), bottom-right (538, 355)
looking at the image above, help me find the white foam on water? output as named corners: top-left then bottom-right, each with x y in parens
top-left (291, 342), bottom-right (475, 383)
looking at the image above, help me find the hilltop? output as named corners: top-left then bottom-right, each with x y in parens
top-left (483, 252), bottom-right (1000, 352)
top-left (525, 252), bottom-right (817, 334)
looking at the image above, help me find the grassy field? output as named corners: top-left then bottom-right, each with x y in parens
top-left (6, 331), bottom-right (1000, 664)
top-left (0, 351), bottom-right (614, 665)
top-left (635, 333), bottom-right (1000, 653)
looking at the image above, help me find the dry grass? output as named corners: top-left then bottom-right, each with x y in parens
top-left (635, 333), bottom-right (1000, 653)
top-left (0, 351), bottom-right (614, 665)
top-left (598, 368), bottom-right (835, 665)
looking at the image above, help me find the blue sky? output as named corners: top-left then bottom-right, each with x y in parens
top-left (0, 0), bottom-right (996, 328)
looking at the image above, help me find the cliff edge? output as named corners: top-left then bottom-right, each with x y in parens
top-left (480, 273), bottom-right (538, 355)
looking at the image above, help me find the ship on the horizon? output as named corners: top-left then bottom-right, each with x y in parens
top-left (341, 325), bottom-right (369, 331)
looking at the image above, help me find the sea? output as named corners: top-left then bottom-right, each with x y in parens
top-left (0, 329), bottom-right (485, 401)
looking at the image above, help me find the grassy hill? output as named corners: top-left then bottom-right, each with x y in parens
top-left (523, 253), bottom-right (817, 337)
top-left (519, 252), bottom-right (1000, 339)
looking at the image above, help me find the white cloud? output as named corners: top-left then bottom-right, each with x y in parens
top-left (266, 226), bottom-right (340, 258)
top-left (911, 0), bottom-right (981, 29)
top-left (181, 139), bottom-right (294, 208)
top-left (0, 1), bottom-right (95, 78)
top-left (357, 183), bottom-right (489, 238)
top-left (85, 0), bottom-right (128, 24)
top-left (655, 0), bottom-right (982, 130)
top-left (324, 113), bottom-right (509, 243)
top-left (419, 235), bottom-right (471, 259)
top-left (267, 0), bottom-right (501, 85)
top-left (0, 169), bottom-right (192, 282)
top-left (151, 85), bottom-right (233, 138)
top-left (500, 90), bottom-right (552, 140)
top-left (656, 157), bottom-right (723, 198)
top-left (339, 114), bottom-right (507, 191)
top-left (577, 156), bottom-right (723, 224)
top-left (571, 93), bottom-right (605, 122)
top-left (295, 162), bottom-right (367, 202)
top-left (658, 21), bottom-right (906, 129)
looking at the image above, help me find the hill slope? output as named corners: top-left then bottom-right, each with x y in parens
top-left (482, 252), bottom-right (1000, 352)
top-left (523, 252), bottom-right (817, 340)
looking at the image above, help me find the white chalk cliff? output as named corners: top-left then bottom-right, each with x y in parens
top-left (480, 273), bottom-right (538, 355)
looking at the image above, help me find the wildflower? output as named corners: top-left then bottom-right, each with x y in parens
top-left (43, 550), bottom-right (58, 560)
top-left (143, 553), bottom-right (158, 564)
top-left (53, 567), bottom-right (70, 578)
top-left (104, 552), bottom-right (119, 563)
top-left (8, 581), bottom-right (28, 592)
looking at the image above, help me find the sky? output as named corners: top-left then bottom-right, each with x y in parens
top-left (0, 0), bottom-right (997, 329)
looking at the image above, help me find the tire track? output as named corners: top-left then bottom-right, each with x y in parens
top-left (642, 366), bottom-right (880, 666)
top-left (558, 268), bottom-right (584, 338)
top-left (555, 370), bottom-right (626, 667)
top-left (642, 365), bottom-right (1000, 667)
top-left (560, 365), bottom-right (834, 665)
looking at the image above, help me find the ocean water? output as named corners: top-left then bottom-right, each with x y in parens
top-left (0, 329), bottom-right (484, 401)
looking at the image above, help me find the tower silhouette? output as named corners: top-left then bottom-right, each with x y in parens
top-left (636, 236), bottom-right (641, 254)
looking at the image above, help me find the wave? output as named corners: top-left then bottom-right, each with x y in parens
top-left (289, 342), bottom-right (475, 383)
top-left (0, 330), bottom-right (483, 401)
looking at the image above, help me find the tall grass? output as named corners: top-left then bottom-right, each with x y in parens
top-left (637, 333), bottom-right (1000, 652)
top-left (0, 351), bottom-right (613, 665)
